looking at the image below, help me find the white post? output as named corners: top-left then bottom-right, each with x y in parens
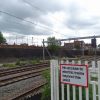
top-left (73, 85), bottom-right (76, 100)
top-left (93, 83), bottom-right (96, 100)
top-left (85, 61), bottom-right (89, 100)
top-left (61, 84), bottom-right (64, 100)
top-left (67, 85), bottom-right (70, 100)
top-left (78, 60), bottom-right (82, 100)
top-left (92, 61), bottom-right (96, 100)
top-left (72, 60), bottom-right (76, 100)
top-left (66, 60), bottom-right (70, 100)
top-left (98, 61), bottom-right (100, 100)
top-left (56, 60), bottom-right (59, 100)
top-left (61, 60), bottom-right (64, 100)
top-left (50, 60), bottom-right (59, 100)
top-left (92, 61), bottom-right (95, 68)
top-left (50, 60), bottom-right (55, 100)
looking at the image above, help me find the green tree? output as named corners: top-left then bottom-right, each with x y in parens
top-left (47, 37), bottom-right (60, 46)
top-left (47, 37), bottom-right (61, 56)
top-left (0, 32), bottom-right (6, 44)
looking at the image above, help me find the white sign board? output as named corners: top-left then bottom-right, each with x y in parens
top-left (60, 64), bottom-right (88, 87)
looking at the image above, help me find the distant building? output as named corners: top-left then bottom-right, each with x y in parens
top-left (84, 43), bottom-right (92, 50)
top-left (64, 40), bottom-right (84, 50)
top-left (64, 42), bottom-right (74, 49)
top-left (74, 40), bottom-right (84, 49)
top-left (91, 38), bottom-right (97, 48)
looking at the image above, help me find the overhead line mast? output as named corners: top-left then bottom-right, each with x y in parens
top-left (44, 35), bottom-right (100, 43)
top-left (58, 35), bottom-right (100, 42)
top-left (43, 35), bottom-right (100, 60)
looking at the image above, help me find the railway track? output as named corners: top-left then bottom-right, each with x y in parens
top-left (0, 67), bottom-right (49, 87)
top-left (0, 62), bottom-right (49, 86)
top-left (0, 62), bottom-right (49, 77)
top-left (11, 80), bottom-right (47, 100)
top-left (1, 79), bottom-right (47, 100)
top-left (0, 62), bottom-right (50, 100)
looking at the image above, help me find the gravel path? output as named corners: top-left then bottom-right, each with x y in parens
top-left (0, 75), bottom-right (45, 100)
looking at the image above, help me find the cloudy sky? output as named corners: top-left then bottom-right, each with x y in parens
top-left (0, 0), bottom-right (100, 45)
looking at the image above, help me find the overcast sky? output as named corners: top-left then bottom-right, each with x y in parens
top-left (0, 0), bottom-right (100, 45)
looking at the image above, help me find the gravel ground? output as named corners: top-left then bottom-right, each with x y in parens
top-left (0, 75), bottom-right (45, 100)
top-left (0, 66), bottom-right (8, 70)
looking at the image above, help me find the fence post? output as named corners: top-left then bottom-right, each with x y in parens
top-left (72, 60), bottom-right (76, 100)
top-left (85, 61), bottom-right (89, 100)
top-left (92, 61), bottom-right (96, 100)
top-left (78, 60), bottom-right (82, 100)
top-left (50, 60), bottom-right (59, 100)
top-left (61, 60), bottom-right (65, 100)
top-left (98, 61), bottom-right (100, 100)
top-left (66, 60), bottom-right (70, 100)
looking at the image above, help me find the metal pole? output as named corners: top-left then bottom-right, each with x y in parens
top-left (16, 36), bottom-right (17, 44)
top-left (45, 47), bottom-right (52, 59)
top-left (82, 42), bottom-right (84, 57)
top-left (94, 47), bottom-right (97, 67)
top-left (32, 37), bottom-right (33, 45)
top-left (27, 36), bottom-right (28, 45)
top-left (43, 39), bottom-right (45, 61)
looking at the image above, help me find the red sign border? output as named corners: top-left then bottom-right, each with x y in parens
top-left (60, 64), bottom-right (88, 88)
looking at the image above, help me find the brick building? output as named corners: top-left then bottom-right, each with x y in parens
top-left (64, 40), bottom-right (84, 49)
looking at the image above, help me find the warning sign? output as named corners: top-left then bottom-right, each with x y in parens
top-left (60, 64), bottom-right (88, 87)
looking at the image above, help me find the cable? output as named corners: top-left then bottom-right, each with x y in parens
top-left (24, 0), bottom-right (44, 13)
top-left (23, 0), bottom-right (67, 36)
top-left (0, 10), bottom-right (59, 34)
top-left (23, 0), bottom-right (63, 22)
top-left (0, 10), bottom-right (37, 25)
top-left (0, 9), bottom-right (67, 37)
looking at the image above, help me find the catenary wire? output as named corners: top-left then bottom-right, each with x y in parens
top-left (0, 10), bottom-right (61, 34)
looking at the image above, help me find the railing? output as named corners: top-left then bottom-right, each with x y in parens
top-left (50, 59), bottom-right (100, 100)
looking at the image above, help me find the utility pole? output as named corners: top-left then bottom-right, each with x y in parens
top-left (32, 37), bottom-right (33, 45)
top-left (82, 41), bottom-right (84, 57)
top-left (43, 39), bottom-right (45, 61)
top-left (27, 36), bottom-right (28, 45)
top-left (16, 36), bottom-right (17, 44)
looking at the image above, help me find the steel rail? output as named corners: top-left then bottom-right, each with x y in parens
top-left (0, 67), bottom-right (49, 87)
top-left (12, 81), bottom-right (47, 100)
top-left (0, 63), bottom-right (49, 77)
top-left (0, 62), bottom-right (49, 72)
top-left (1, 80), bottom-right (47, 100)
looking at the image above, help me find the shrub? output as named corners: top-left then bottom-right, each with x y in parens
top-left (41, 70), bottom-right (51, 100)
top-left (3, 63), bottom-right (16, 68)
